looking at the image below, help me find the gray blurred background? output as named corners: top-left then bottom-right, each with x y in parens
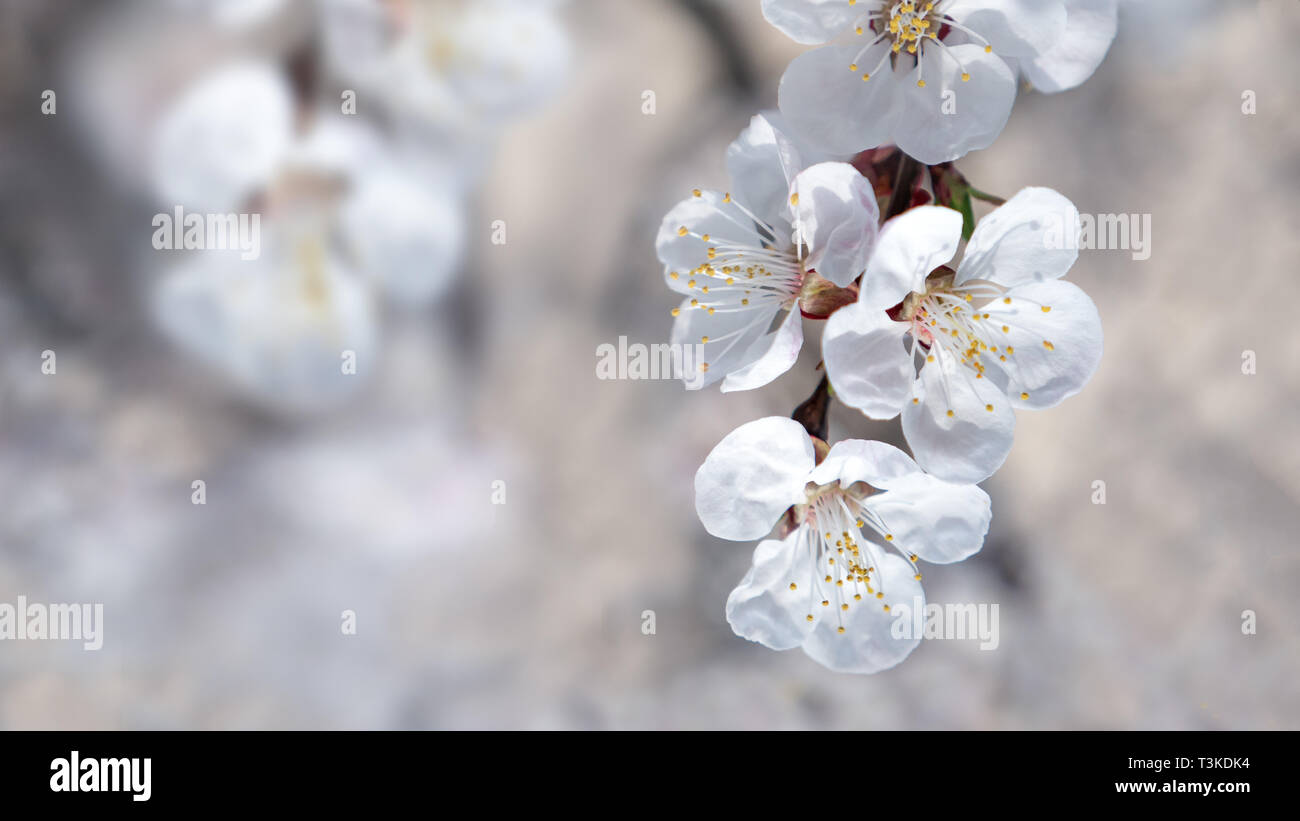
top-left (0, 0), bottom-right (1296, 729)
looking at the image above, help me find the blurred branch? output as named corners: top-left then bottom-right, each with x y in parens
top-left (672, 0), bottom-right (759, 99)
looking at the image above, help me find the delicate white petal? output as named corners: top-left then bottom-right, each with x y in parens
top-left (955, 187), bottom-right (1080, 288)
top-left (902, 352), bottom-right (1015, 483)
top-left (979, 280), bottom-right (1102, 409)
top-left (822, 303), bottom-right (914, 419)
top-left (721, 308), bottom-right (804, 393)
top-left (725, 529), bottom-right (818, 650)
top-left (694, 417), bottom-right (816, 542)
top-left (864, 474), bottom-right (991, 564)
top-left (656, 191), bottom-right (766, 295)
top-left (670, 297), bottom-right (777, 391)
top-left (1020, 0), bottom-right (1117, 93)
top-left (778, 44), bottom-right (897, 155)
top-left (150, 62), bottom-right (294, 211)
top-left (761, 0), bottom-right (858, 45)
top-left (725, 112), bottom-right (806, 230)
top-left (808, 438), bottom-right (921, 490)
top-left (792, 162), bottom-right (880, 288)
top-left (944, 0), bottom-right (1067, 59)
top-left (801, 553), bottom-right (923, 674)
top-left (859, 206), bottom-right (963, 310)
top-left (893, 44), bottom-right (1016, 165)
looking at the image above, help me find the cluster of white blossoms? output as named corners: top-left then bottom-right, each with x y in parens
top-left (657, 2), bottom-right (1115, 672)
top-left (130, 1), bottom-right (569, 411)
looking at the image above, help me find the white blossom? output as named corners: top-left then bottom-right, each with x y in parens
top-left (695, 416), bottom-right (991, 673)
top-left (822, 189), bottom-right (1103, 482)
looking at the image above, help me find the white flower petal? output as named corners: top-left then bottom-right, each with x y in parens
top-left (864, 474), bottom-right (991, 564)
top-left (721, 307), bottom-right (805, 393)
top-left (1020, 0), bottom-right (1117, 93)
top-left (725, 529), bottom-right (818, 650)
top-left (979, 279), bottom-right (1102, 409)
top-left (902, 352), bottom-right (1015, 483)
top-left (694, 417), bottom-right (816, 542)
top-left (860, 206), bottom-right (963, 310)
top-left (761, 0), bottom-right (859, 45)
top-left (893, 43), bottom-right (1016, 165)
top-left (944, 0), bottom-right (1067, 59)
top-left (955, 187), bottom-right (1080, 288)
top-left (778, 44), bottom-right (898, 155)
top-left (656, 191), bottom-right (767, 295)
top-left (670, 297), bottom-right (777, 391)
top-left (725, 112), bottom-right (806, 230)
top-left (808, 438), bottom-right (921, 490)
top-left (150, 62), bottom-right (294, 211)
top-left (822, 302), bottom-right (914, 419)
top-left (792, 162), bottom-right (880, 288)
top-left (801, 553), bottom-right (923, 674)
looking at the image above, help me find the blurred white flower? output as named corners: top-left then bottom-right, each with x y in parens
top-left (656, 113), bottom-right (877, 392)
top-left (765, 0), bottom-right (1113, 162)
top-left (151, 228), bottom-right (377, 413)
top-left (695, 416), bottom-right (991, 673)
top-left (822, 189), bottom-right (1103, 483)
top-left (340, 169), bottom-right (466, 305)
top-left (284, 114), bottom-right (469, 306)
top-left (149, 61), bottom-right (295, 211)
top-left (320, 0), bottom-right (571, 137)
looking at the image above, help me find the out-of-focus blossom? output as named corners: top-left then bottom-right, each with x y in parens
top-left (149, 61), bottom-right (295, 212)
top-left (152, 227), bottom-right (377, 413)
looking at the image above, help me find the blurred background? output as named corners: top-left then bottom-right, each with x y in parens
top-left (0, 0), bottom-right (1296, 729)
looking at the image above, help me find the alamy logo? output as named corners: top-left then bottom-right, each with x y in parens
top-left (595, 336), bottom-right (707, 388)
top-left (152, 205), bottom-right (261, 260)
top-left (1042, 211), bottom-right (1153, 261)
top-left (50, 751), bottom-right (151, 802)
top-left (889, 596), bottom-right (1000, 651)
top-left (0, 596), bottom-right (103, 650)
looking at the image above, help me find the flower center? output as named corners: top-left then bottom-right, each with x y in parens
top-left (846, 0), bottom-right (995, 87)
top-left (787, 484), bottom-right (921, 635)
top-left (900, 272), bottom-right (1059, 412)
